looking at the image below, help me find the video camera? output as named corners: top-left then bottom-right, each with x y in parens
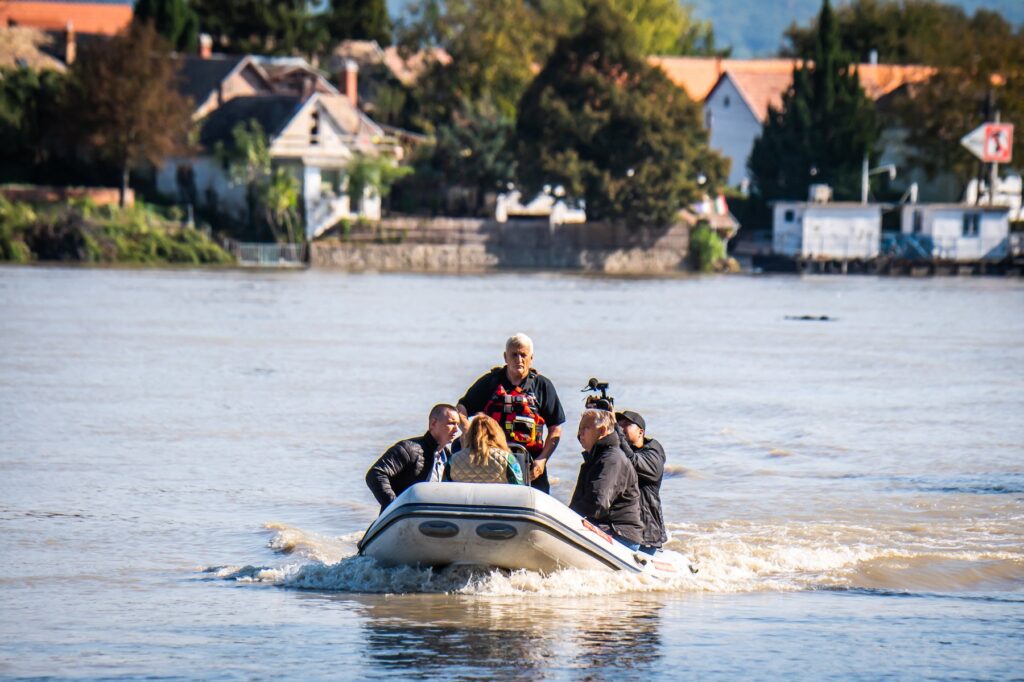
top-left (581, 377), bottom-right (615, 411)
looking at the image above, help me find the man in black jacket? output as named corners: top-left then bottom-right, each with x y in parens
top-left (365, 404), bottom-right (461, 514)
top-left (569, 409), bottom-right (644, 550)
top-left (616, 410), bottom-right (668, 555)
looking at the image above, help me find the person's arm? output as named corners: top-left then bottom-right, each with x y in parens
top-left (620, 436), bottom-right (665, 486)
top-left (365, 442), bottom-right (410, 510)
top-left (530, 425), bottom-right (561, 479)
top-left (531, 378), bottom-right (566, 478)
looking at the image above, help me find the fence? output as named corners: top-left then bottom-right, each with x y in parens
top-left (228, 240), bottom-right (307, 268)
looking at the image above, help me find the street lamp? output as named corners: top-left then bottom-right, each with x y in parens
top-left (861, 156), bottom-right (897, 204)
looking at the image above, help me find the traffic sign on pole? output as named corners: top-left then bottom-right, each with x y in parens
top-left (961, 123), bottom-right (1014, 163)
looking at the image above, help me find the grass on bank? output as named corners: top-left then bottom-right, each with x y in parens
top-left (0, 196), bottom-right (233, 265)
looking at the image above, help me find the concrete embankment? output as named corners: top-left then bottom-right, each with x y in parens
top-left (310, 217), bottom-right (691, 274)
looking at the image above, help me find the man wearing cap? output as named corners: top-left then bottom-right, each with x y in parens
top-left (616, 409), bottom-right (668, 555)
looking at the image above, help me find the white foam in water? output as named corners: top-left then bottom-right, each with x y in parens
top-left (205, 516), bottom-right (1024, 595)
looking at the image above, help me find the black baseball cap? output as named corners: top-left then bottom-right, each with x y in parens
top-left (615, 410), bottom-right (645, 431)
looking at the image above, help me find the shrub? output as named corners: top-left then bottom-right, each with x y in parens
top-left (690, 223), bottom-right (726, 273)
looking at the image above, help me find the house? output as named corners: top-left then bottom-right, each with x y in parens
top-left (0, 26), bottom-right (67, 71)
top-left (898, 203), bottom-right (1010, 262)
top-left (773, 188), bottom-right (882, 260)
top-left (159, 44), bottom-right (399, 239)
top-left (0, 0), bottom-right (131, 36)
top-left (650, 57), bottom-right (934, 190)
top-left (157, 91), bottom-right (397, 239)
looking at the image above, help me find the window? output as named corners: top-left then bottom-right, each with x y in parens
top-left (784, 209), bottom-right (796, 223)
top-left (912, 210), bottom-right (923, 234)
top-left (310, 110), bottom-right (320, 145)
top-left (962, 213), bottom-right (980, 238)
top-left (723, 95), bottom-right (731, 108)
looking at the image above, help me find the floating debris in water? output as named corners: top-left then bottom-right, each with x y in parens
top-left (784, 315), bottom-right (836, 321)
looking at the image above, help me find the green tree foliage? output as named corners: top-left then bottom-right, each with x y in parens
top-left (400, 0), bottom-right (548, 127)
top-left (415, 99), bottom-right (516, 214)
top-left (0, 67), bottom-right (66, 178)
top-left (689, 222), bottom-right (726, 272)
top-left (64, 23), bottom-right (193, 207)
top-left (514, 0), bottom-right (726, 228)
top-left (345, 152), bottom-right (413, 203)
top-left (216, 119), bottom-right (304, 243)
top-left (783, 0), bottom-right (1024, 182)
top-left (191, 0), bottom-right (327, 56)
top-left (748, 0), bottom-right (879, 202)
top-left (324, 0), bottom-right (392, 47)
top-left (0, 196), bottom-right (232, 264)
top-left (134, 0), bottom-right (200, 53)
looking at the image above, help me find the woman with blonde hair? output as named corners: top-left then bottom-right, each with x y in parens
top-left (448, 414), bottom-right (525, 485)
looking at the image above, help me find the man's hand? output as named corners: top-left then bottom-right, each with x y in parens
top-left (530, 457), bottom-right (547, 480)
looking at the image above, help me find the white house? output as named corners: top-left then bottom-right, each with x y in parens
top-left (159, 47), bottom-right (401, 240)
top-left (651, 57), bottom-right (934, 192)
top-left (899, 204), bottom-right (1010, 262)
top-left (157, 92), bottom-right (398, 239)
top-left (773, 199), bottom-right (882, 260)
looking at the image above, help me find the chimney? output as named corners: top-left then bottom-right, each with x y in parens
top-left (301, 73), bottom-right (316, 101)
top-left (64, 21), bottom-right (76, 65)
top-left (340, 58), bottom-right (358, 109)
top-left (199, 33), bottom-right (212, 60)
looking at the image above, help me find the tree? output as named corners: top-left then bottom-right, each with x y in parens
top-left (345, 152), bottom-right (413, 215)
top-left (514, 0), bottom-right (726, 228)
top-left (748, 0), bottom-right (879, 202)
top-left (781, 0), bottom-right (1024, 184)
top-left (0, 67), bottom-right (66, 178)
top-left (133, 0), bottom-right (199, 53)
top-left (65, 23), bottom-right (193, 207)
top-left (217, 119), bottom-right (305, 243)
top-left (191, 0), bottom-right (326, 56)
top-left (324, 0), bottom-right (392, 47)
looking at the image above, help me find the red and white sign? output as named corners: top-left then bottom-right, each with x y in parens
top-left (961, 123), bottom-right (1014, 163)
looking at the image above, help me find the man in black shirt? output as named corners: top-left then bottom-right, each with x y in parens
top-left (457, 333), bottom-right (565, 494)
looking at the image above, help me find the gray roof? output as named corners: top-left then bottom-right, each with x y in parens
top-left (198, 95), bottom-right (301, 151)
top-left (174, 55), bottom-right (247, 108)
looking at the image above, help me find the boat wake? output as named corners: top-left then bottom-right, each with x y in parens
top-left (201, 515), bottom-right (1024, 595)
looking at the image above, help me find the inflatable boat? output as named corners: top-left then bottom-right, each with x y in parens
top-left (357, 482), bottom-right (694, 578)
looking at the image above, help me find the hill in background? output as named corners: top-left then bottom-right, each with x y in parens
top-left (386, 0), bottom-right (1023, 58)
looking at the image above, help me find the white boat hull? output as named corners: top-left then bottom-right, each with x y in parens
top-left (358, 482), bottom-right (692, 577)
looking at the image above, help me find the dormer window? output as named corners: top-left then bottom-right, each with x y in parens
top-left (310, 110), bottom-right (320, 145)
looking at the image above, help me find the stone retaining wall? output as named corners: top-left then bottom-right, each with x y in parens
top-left (311, 217), bottom-right (691, 274)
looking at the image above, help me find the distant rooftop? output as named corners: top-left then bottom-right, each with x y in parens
top-left (198, 95), bottom-right (301, 151)
top-left (0, 0), bottom-right (132, 35)
top-left (650, 56), bottom-right (936, 121)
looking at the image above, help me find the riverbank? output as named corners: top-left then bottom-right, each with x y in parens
top-left (0, 197), bottom-right (233, 265)
top-left (311, 216), bottom-right (733, 274)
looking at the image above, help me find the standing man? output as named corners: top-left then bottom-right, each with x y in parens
top-left (457, 334), bottom-right (565, 493)
top-left (365, 404), bottom-right (461, 514)
top-left (569, 409), bottom-right (644, 550)
top-left (616, 410), bottom-right (668, 555)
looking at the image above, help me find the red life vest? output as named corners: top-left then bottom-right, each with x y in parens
top-left (483, 369), bottom-right (547, 455)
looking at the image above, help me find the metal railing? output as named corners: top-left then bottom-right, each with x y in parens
top-left (228, 240), bottom-right (307, 267)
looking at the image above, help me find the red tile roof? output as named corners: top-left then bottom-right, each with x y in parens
top-left (0, 1), bottom-right (132, 35)
top-left (650, 56), bottom-right (936, 121)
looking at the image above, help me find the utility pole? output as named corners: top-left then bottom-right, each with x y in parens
top-left (990, 111), bottom-right (1000, 206)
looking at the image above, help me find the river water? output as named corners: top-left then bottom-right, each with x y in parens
top-left (1, 266), bottom-right (1022, 680)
